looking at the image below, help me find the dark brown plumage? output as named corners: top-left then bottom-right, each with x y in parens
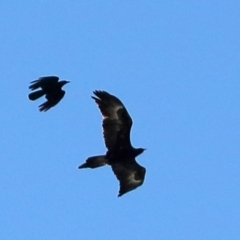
top-left (28, 76), bottom-right (69, 112)
top-left (79, 90), bottom-right (146, 197)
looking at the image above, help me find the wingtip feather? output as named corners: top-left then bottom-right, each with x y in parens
top-left (78, 163), bottom-right (87, 169)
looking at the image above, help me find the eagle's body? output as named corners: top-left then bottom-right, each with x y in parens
top-left (79, 90), bottom-right (146, 197)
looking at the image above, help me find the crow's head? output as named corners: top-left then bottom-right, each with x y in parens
top-left (60, 80), bottom-right (70, 87)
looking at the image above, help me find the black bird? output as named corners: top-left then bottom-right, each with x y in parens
top-left (79, 90), bottom-right (146, 197)
top-left (28, 76), bottom-right (69, 112)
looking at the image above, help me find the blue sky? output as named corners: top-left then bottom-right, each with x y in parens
top-left (1, 1), bottom-right (240, 239)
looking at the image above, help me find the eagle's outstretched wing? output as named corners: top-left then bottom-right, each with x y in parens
top-left (111, 160), bottom-right (146, 197)
top-left (92, 91), bottom-right (133, 150)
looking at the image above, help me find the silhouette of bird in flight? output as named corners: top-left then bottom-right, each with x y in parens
top-left (79, 90), bottom-right (146, 197)
top-left (28, 76), bottom-right (69, 112)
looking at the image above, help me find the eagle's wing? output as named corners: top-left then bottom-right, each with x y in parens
top-left (92, 91), bottom-right (133, 150)
top-left (111, 161), bottom-right (146, 197)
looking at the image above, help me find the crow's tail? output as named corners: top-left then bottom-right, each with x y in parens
top-left (78, 155), bottom-right (108, 169)
top-left (28, 90), bottom-right (45, 101)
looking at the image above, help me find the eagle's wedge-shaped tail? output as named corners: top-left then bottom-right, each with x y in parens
top-left (78, 155), bottom-right (108, 169)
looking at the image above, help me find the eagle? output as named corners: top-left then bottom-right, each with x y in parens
top-left (79, 90), bottom-right (146, 197)
top-left (28, 76), bottom-right (69, 112)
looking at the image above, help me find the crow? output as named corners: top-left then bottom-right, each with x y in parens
top-left (28, 76), bottom-right (69, 112)
top-left (79, 90), bottom-right (146, 197)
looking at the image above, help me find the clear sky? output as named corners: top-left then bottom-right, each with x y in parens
top-left (1, 1), bottom-right (240, 239)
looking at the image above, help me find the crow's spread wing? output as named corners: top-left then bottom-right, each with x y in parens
top-left (92, 91), bottom-right (133, 150)
top-left (29, 76), bottom-right (59, 91)
top-left (111, 161), bottom-right (146, 197)
top-left (39, 90), bottom-right (65, 112)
